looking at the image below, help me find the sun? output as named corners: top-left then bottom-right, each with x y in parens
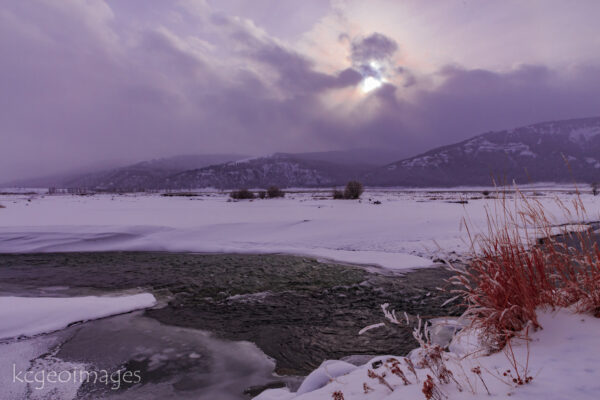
top-left (358, 60), bottom-right (385, 93)
top-left (360, 76), bottom-right (383, 93)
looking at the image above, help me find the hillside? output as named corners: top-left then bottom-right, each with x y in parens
top-left (367, 117), bottom-right (600, 186)
top-left (166, 153), bottom-right (368, 189)
top-left (5, 154), bottom-right (247, 190)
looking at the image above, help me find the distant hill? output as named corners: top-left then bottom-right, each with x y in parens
top-left (366, 117), bottom-right (600, 186)
top-left (5, 154), bottom-right (247, 190)
top-left (4, 149), bottom-right (400, 190)
top-left (166, 153), bottom-right (369, 189)
top-left (288, 148), bottom-right (403, 167)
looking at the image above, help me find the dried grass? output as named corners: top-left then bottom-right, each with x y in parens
top-left (450, 186), bottom-right (600, 349)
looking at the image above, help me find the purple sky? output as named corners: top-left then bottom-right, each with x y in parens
top-left (2, 0), bottom-right (600, 181)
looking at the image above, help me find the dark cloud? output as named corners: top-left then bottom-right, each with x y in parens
top-left (249, 43), bottom-right (359, 93)
top-left (350, 33), bottom-right (398, 64)
top-left (349, 32), bottom-right (403, 84)
top-left (213, 13), bottom-right (363, 94)
top-left (368, 64), bottom-right (600, 151)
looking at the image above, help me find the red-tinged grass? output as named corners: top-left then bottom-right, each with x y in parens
top-left (332, 390), bottom-right (345, 400)
top-left (422, 375), bottom-right (447, 400)
top-left (450, 187), bottom-right (600, 350)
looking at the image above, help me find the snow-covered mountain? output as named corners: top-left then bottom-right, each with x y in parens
top-left (5, 154), bottom-right (247, 190)
top-left (4, 149), bottom-right (398, 190)
top-left (64, 154), bottom-right (250, 190)
top-left (367, 117), bottom-right (600, 186)
top-left (166, 153), bottom-right (367, 189)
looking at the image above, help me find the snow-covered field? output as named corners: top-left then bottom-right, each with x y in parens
top-left (1, 188), bottom-right (599, 270)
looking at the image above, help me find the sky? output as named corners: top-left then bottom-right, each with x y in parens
top-left (2, 0), bottom-right (600, 181)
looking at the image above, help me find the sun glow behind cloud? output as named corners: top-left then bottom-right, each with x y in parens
top-left (360, 76), bottom-right (382, 93)
top-left (358, 60), bottom-right (386, 93)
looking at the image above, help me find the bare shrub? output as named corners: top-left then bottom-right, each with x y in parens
top-left (332, 189), bottom-right (345, 199)
top-left (344, 181), bottom-right (364, 199)
top-left (267, 186), bottom-right (285, 198)
top-left (230, 189), bottom-right (255, 200)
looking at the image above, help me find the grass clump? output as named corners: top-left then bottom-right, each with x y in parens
top-left (451, 187), bottom-right (600, 349)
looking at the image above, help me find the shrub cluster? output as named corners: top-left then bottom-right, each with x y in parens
top-left (267, 186), bottom-right (285, 198)
top-left (333, 181), bottom-right (364, 200)
top-left (332, 189), bottom-right (345, 199)
top-left (230, 186), bottom-right (285, 200)
top-left (229, 189), bottom-right (255, 200)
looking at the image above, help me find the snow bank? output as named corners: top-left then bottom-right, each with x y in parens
top-left (254, 388), bottom-right (295, 400)
top-left (283, 248), bottom-right (432, 270)
top-left (257, 309), bottom-right (600, 399)
top-left (0, 293), bottom-right (156, 340)
top-left (296, 360), bottom-right (358, 395)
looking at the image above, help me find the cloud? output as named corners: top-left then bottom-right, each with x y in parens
top-left (1, 0), bottom-right (600, 182)
top-left (350, 32), bottom-right (398, 64)
top-left (380, 64), bottom-right (600, 149)
top-left (345, 32), bottom-right (413, 89)
top-left (248, 41), bottom-right (362, 94)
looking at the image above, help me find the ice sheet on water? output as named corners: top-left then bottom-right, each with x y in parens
top-left (0, 293), bottom-right (156, 340)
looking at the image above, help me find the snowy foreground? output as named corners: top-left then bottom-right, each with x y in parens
top-left (0, 294), bottom-right (158, 400)
top-left (1, 188), bottom-right (599, 270)
top-left (256, 308), bottom-right (600, 400)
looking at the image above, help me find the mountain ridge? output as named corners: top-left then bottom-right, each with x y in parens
top-left (367, 116), bottom-right (600, 186)
top-left (5, 117), bottom-right (600, 190)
